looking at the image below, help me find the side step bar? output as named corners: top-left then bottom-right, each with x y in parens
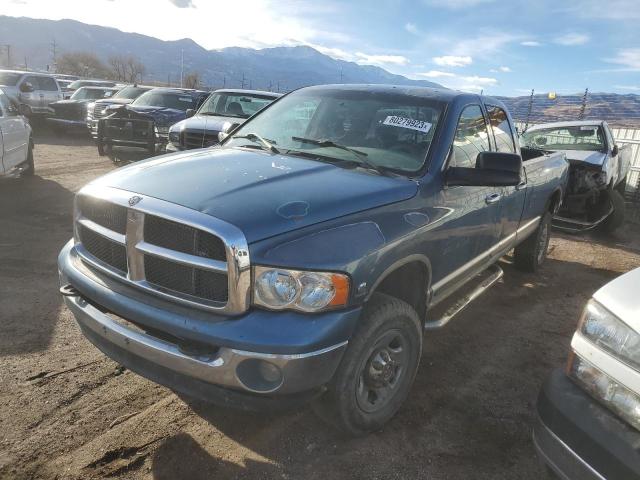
top-left (424, 264), bottom-right (504, 330)
top-left (552, 205), bottom-right (613, 233)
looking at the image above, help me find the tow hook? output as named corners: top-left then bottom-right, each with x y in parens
top-left (59, 284), bottom-right (80, 297)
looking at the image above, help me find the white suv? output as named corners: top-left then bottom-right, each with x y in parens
top-left (0, 70), bottom-right (62, 117)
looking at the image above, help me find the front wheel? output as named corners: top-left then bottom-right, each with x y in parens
top-left (312, 293), bottom-right (422, 435)
top-left (514, 211), bottom-right (551, 272)
top-left (20, 140), bottom-right (34, 176)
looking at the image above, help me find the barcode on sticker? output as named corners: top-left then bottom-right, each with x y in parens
top-left (383, 116), bottom-right (432, 133)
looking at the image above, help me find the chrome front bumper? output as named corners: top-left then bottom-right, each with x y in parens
top-left (63, 292), bottom-right (347, 397)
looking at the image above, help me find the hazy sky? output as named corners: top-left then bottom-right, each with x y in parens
top-left (2, 0), bottom-right (640, 95)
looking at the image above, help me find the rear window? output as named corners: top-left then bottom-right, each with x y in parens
top-left (0, 72), bottom-right (21, 86)
top-left (521, 125), bottom-right (605, 152)
top-left (37, 76), bottom-right (59, 91)
top-left (198, 92), bottom-right (278, 118)
top-left (131, 91), bottom-right (196, 111)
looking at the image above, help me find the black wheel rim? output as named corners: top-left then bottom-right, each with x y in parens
top-left (356, 329), bottom-right (408, 413)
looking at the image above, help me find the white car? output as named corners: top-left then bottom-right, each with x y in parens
top-left (535, 267), bottom-right (640, 479)
top-left (0, 88), bottom-right (33, 177)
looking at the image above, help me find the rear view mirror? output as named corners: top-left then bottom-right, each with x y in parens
top-left (19, 82), bottom-right (34, 93)
top-left (612, 144), bottom-right (619, 157)
top-left (446, 151), bottom-right (522, 187)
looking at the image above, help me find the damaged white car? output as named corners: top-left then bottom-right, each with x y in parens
top-left (521, 120), bottom-right (631, 233)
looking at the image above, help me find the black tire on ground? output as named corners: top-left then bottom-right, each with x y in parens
top-left (97, 141), bottom-right (106, 156)
top-left (20, 140), bottom-right (35, 176)
top-left (514, 211), bottom-right (552, 273)
top-left (312, 293), bottom-right (422, 436)
top-left (599, 189), bottom-right (625, 233)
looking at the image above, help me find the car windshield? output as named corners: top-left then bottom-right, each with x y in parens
top-left (132, 91), bottom-right (196, 111)
top-left (113, 86), bottom-right (149, 100)
top-left (0, 72), bottom-right (21, 86)
top-left (70, 88), bottom-right (115, 100)
top-left (68, 80), bottom-right (113, 90)
top-left (225, 88), bottom-right (444, 174)
top-left (521, 126), bottom-right (605, 151)
top-left (198, 92), bottom-right (277, 118)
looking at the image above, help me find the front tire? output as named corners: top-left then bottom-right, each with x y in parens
top-left (20, 140), bottom-right (34, 176)
top-left (599, 189), bottom-right (625, 233)
top-left (312, 293), bottom-right (422, 436)
top-left (514, 211), bottom-right (551, 272)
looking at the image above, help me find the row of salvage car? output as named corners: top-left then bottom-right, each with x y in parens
top-left (46, 83), bottom-right (281, 157)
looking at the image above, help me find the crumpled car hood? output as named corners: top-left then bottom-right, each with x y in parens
top-left (554, 150), bottom-right (607, 168)
top-left (123, 105), bottom-right (187, 127)
top-left (91, 147), bottom-right (418, 243)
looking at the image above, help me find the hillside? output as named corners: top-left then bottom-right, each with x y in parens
top-left (0, 15), bottom-right (441, 92)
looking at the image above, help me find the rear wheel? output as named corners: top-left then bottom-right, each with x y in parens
top-left (599, 189), bottom-right (625, 233)
top-left (312, 293), bottom-right (422, 436)
top-left (514, 211), bottom-right (551, 272)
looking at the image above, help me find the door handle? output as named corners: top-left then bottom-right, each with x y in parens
top-left (516, 181), bottom-right (527, 191)
top-left (485, 193), bottom-right (502, 204)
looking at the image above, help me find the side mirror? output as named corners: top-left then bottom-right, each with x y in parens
top-left (218, 122), bottom-right (240, 142)
top-left (611, 144), bottom-right (619, 157)
top-left (446, 151), bottom-right (522, 187)
top-left (185, 108), bottom-right (195, 118)
top-left (19, 82), bottom-right (34, 93)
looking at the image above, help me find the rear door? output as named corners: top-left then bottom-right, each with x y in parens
top-left (0, 92), bottom-right (28, 171)
top-left (38, 76), bottom-right (61, 109)
top-left (485, 104), bottom-right (526, 241)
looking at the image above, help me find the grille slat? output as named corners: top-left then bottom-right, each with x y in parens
top-left (79, 225), bottom-right (127, 273)
top-left (144, 254), bottom-right (228, 302)
top-left (144, 215), bottom-right (226, 261)
top-left (78, 196), bottom-right (127, 234)
top-left (182, 130), bottom-right (220, 149)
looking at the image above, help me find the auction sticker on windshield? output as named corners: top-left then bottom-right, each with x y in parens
top-left (383, 116), bottom-right (432, 133)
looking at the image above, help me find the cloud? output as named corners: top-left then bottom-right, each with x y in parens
top-left (607, 48), bottom-right (640, 70)
top-left (521, 41), bottom-right (541, 47)
top-left (414, 70), bottom-right (456, 78)
top-left (405, 23), bottom-right (420, 35)
top-left (168, 0), bottom-right (195, 7)
top-left (355, 53), bottom-right (410, 66)
top-left (499, 66), bottom-right (511, 72)
top-left (563, 0), bottom-right (640, 20)
top-left (433, 55), bottom-right (472, 67)
top-left (614, 85), bottom-right (640, 90)
top-left (554, 33), bottom-right (589, 46)
top-left (422, 0), bottom-right (495, 8)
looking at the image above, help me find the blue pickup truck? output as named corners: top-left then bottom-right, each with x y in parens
top-left (58, 85), bottom-right (568, 434)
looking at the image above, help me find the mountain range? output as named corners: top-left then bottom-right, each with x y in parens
top-left (0, 15), bottom-right (440, 92)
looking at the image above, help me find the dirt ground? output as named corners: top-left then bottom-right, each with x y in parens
top-left (2, 126), bottom-right (640, 480)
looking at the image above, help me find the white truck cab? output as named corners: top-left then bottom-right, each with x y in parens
top-left (0, 88), bottom-right (33, 177)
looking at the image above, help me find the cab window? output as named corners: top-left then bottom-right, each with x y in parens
top-left (450, 105), bottom-right (490, 168)
top-left (486, 104), bottom-right (516, 153)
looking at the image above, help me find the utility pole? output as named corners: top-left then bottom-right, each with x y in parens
top-left (268, 80), bottom-right (272, 92)
top-left (579, 87), bottom-right (589, 120)
top-left (2, 44), bottom-right (11, 68)
top-left (51, 38), bottom-right (57, 72)
top-left (277, 81), bottom-right (280, 93)
top-left (167, 73), bottom-right (171, 87)
top-left (339, 67), bottom-right (343, 83)
top-left (241, 72), bottom-right (246, 89)
top-left (180, 49), bottom-right (184, 88)
top-left (222, 76), bottom-right (226, 88)
top-left (524, 88), bottom-right (535, 132)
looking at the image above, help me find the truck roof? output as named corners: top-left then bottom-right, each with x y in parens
top-left (527, 120), bottom-right (606, 131)
top-left (213, 88), bottom-right (282, 98)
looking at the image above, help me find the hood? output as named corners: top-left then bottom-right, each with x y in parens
top-left (51, 99), bottom-right (91, 106)
top-left (594, 267), bottom-right (640, 333)
top-left (95, 98), bottom-right (133, 106)
top-left (91, 148), bottom-right (418, 243)
top-left (125, 105), bottom-right (186, 127)
top-left (171, 114), bottom-right (247, 133)
top-left (552, 149), bottom-right (607, 167)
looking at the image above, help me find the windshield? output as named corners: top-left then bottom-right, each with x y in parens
top-left (70, 88), bottom-right (115, 100)
top-left (113, 86), bottom-right (149, 100)
top-left (198, 92), bottom-right (276, 118)
top-left (225, 88), bottom-right (444, 174)
top-left (68, 80), bottom-right (113, 90)
top-left (0, 72), bottom-right (21, 86)
top-left (132, 91), bottom-right (196, 111)
top-left (521, 125), bottom-right (605, 152)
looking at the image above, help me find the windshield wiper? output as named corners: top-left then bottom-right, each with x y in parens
top-left (234, 133), bottom-right (280, 154)
top-left (291, 136), bottom-right (393, 176)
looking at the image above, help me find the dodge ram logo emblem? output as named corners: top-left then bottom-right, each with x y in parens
top-left (128, 195), bottom-right (143, 206)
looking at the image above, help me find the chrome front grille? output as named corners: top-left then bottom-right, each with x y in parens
top-left (181, 130), bottom-right (220, 149)
top-left (73, 185), bottom-right (251, 313)
top-left (93, 104), bottom-right (111, 119)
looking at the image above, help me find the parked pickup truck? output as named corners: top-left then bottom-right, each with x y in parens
top-left (535, 267), bottom-right (640, 479)
top-left (166, 89), bottom-right (281, 151)
top-left (521, 120), bottom-right (630, 233)
top-left (58, 85), bottom-right (568, 434)
top-left (0, 88), bottom-right (33, 177)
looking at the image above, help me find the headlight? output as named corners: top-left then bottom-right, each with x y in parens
top-left (253, 266), bottom-right (349, 312)
top-left (155, 126), bottom-right (170, 137)
top-left (168, 129), bottom-right (180, 143)
top-left (568, 354), bottom-right (640, 431)
top-left (579, 300), bottom-right (640, 372)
